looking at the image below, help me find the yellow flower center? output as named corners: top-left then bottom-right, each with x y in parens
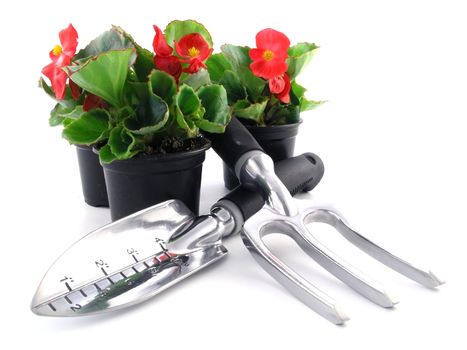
top-left (188, 46), bottom-right (200, 58)
top-left (52, 44), bottom-right (63, 56)
top-left (262, 50), bottom-right (274, 61)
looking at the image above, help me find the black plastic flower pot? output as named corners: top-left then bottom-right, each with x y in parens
top-left (101, 141), bottom-right (210, 222)
top-left (223, 121), bottom-right (302, 190)
top-left (75, 145), bottom-right (109, 207)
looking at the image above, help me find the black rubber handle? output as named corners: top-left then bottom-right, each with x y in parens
top-left (217, 152), bottom-right (324, 221)
top-left (203, 117), bottom-right (263, 170)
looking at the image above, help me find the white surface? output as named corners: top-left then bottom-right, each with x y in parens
top-left (1, 0), bottom-right (465, 348)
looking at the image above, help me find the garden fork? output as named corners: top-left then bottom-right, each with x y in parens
top-left (208, 118), bottom-right (444, 324)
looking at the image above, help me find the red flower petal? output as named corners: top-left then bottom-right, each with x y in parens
top-left (48, 49), bottom-right (60, 63)
top-left (59, 24), bottom-right (78, 58)
top-left (276, 74), bottom-right (291, 103)
top-left (49, 50), bottom-right (72, 67)
top-left (269, 75), bottom-right (286, 94)
top-left (183, 58), bottom-right (207, 74)
top-left (42, 62), bottom-right (68, 100)
top-left (154, 55), bottom-right (182, 81)
top-left (69, 79), bottom-right (81, 100)
top-left (255, 28), bottom-right (290, 54)
top-left (249, 48), bottom-right (264, 61)
top-left (83, 93), bottom-right (109, 111)
top-left (174, 33), bottom-right (210, 59)
top-left (153, 25), bottom-right (173, 57)
top-left (198, 47), bottom-right (213, 62)
top-left (250, 58), bottom-right (288, 80)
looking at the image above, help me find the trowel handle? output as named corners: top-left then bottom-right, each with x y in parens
top-left (213, 152), bottom-right (324, 222)
top-left (204, 117), bottom-right (264, 170)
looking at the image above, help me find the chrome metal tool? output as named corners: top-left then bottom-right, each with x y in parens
top-left (239, 151), bottom-right (443, 324)
top-left (207, 117), bottom-right (444, 324)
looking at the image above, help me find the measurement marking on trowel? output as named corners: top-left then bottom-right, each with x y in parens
top-left (132, 254), bottom-right (139, 263)
top-left (98, 266), bottom-right (116, 284)
top-left (34, 252), bottom-right (165, 311)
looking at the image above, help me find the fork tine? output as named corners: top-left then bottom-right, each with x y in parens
top-left (290, 221), bottom-right (398, 308)
top-left (304, 209), bottom-right (444, 288)
top-left (241, 227), bottom-right (350, 325)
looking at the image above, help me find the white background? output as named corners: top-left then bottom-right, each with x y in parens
top-left (1, 0), bottom-right (466, 348)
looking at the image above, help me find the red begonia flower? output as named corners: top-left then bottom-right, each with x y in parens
top-left (249, 28), bottom-right (290, 80)
top-left (174, 33), bottom-right (213, 74)
top-left (153, 25), bottom-right (173, 57)
top-left (269, 74), bottom-right (291, 103)
top-left (83, 93), bottom-right (109, 111)
top-left (154, 55), bottom-right (182, 81)
top-left (152, 25), bottom-right (182, 81)
top-left (41, 24), bottom-right (78, 100)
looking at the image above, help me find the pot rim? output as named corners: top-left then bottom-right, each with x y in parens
top-left (94, 137), bottom-right (211, 164)
top-left (75, 144), bottom-right (93, 151)
top-left (245, 119), bottom-right (303, 131)
top-left (244, 119), bottom-right (302, 140)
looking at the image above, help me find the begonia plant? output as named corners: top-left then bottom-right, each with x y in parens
top-left (40, 20), bottom-right (230, 163)
top-left (206, 28), bottom-right (324, 126)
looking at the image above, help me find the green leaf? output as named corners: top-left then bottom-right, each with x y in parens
top-left (175, 107), bottom-right (198, 138)
top-left (124, 93), bottom-right (169, 135)
top-left (219, 70), bottom-right (247, 104)
top-left (265, 104), bottom-right (300, 125)
top-left (112, 26), bottom-right (155, 81)
top-left (39, 77), bottom-right (77, 109)
top-left (148, 70), bottom-right (177, 107)
top-left (177, 85), bottom-right (202, 115)
top-left (74, 29), bottom-right (134, 61)
top-left (291, 80), bottom-right (306, 100)
top-left (287, 42), bottom-right (319, 80)
top-left (206, 53), bottom-right (233, 82)
top-left (196, 85), bottom-right (231, 133)
top-left (232, 99), bottom-right (268, 124)
top-left (133, 47), bottom-right (155, 81)
top-left (291, 81), bottom-right (325, 112)
top-left (115, 106), bottom-right (136, 123)
top-left (183, 69), bottom-right (211, 90)
top-left (221, 44), bottom-right (251, 68)
top-left (288, 42), bottom-right (319, 58)
top-left (98, 144), bottom-right (117, 163)
top-left (49, 104), bottom-right (84, 126)
top-left (219, 45), bottom-right (266, 101)
top-left (173, 85), bottom-right (202, 138)
top-left (164, 20), bottom-right (213, 47)
top-left (300, 98), bottom-right (326, 112)
top-left (63, 118), bottom-right (75, 127)
top-left (108, 125), bottom-right (138, 160)
top-left (237, 66), bottom-right (266, 101)
top-left (68, 49), bottom-right (136, 107)
top-left (62, 109), bottom-right (110, 145)
top-left (129, 81), bottom-right (150, 104)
